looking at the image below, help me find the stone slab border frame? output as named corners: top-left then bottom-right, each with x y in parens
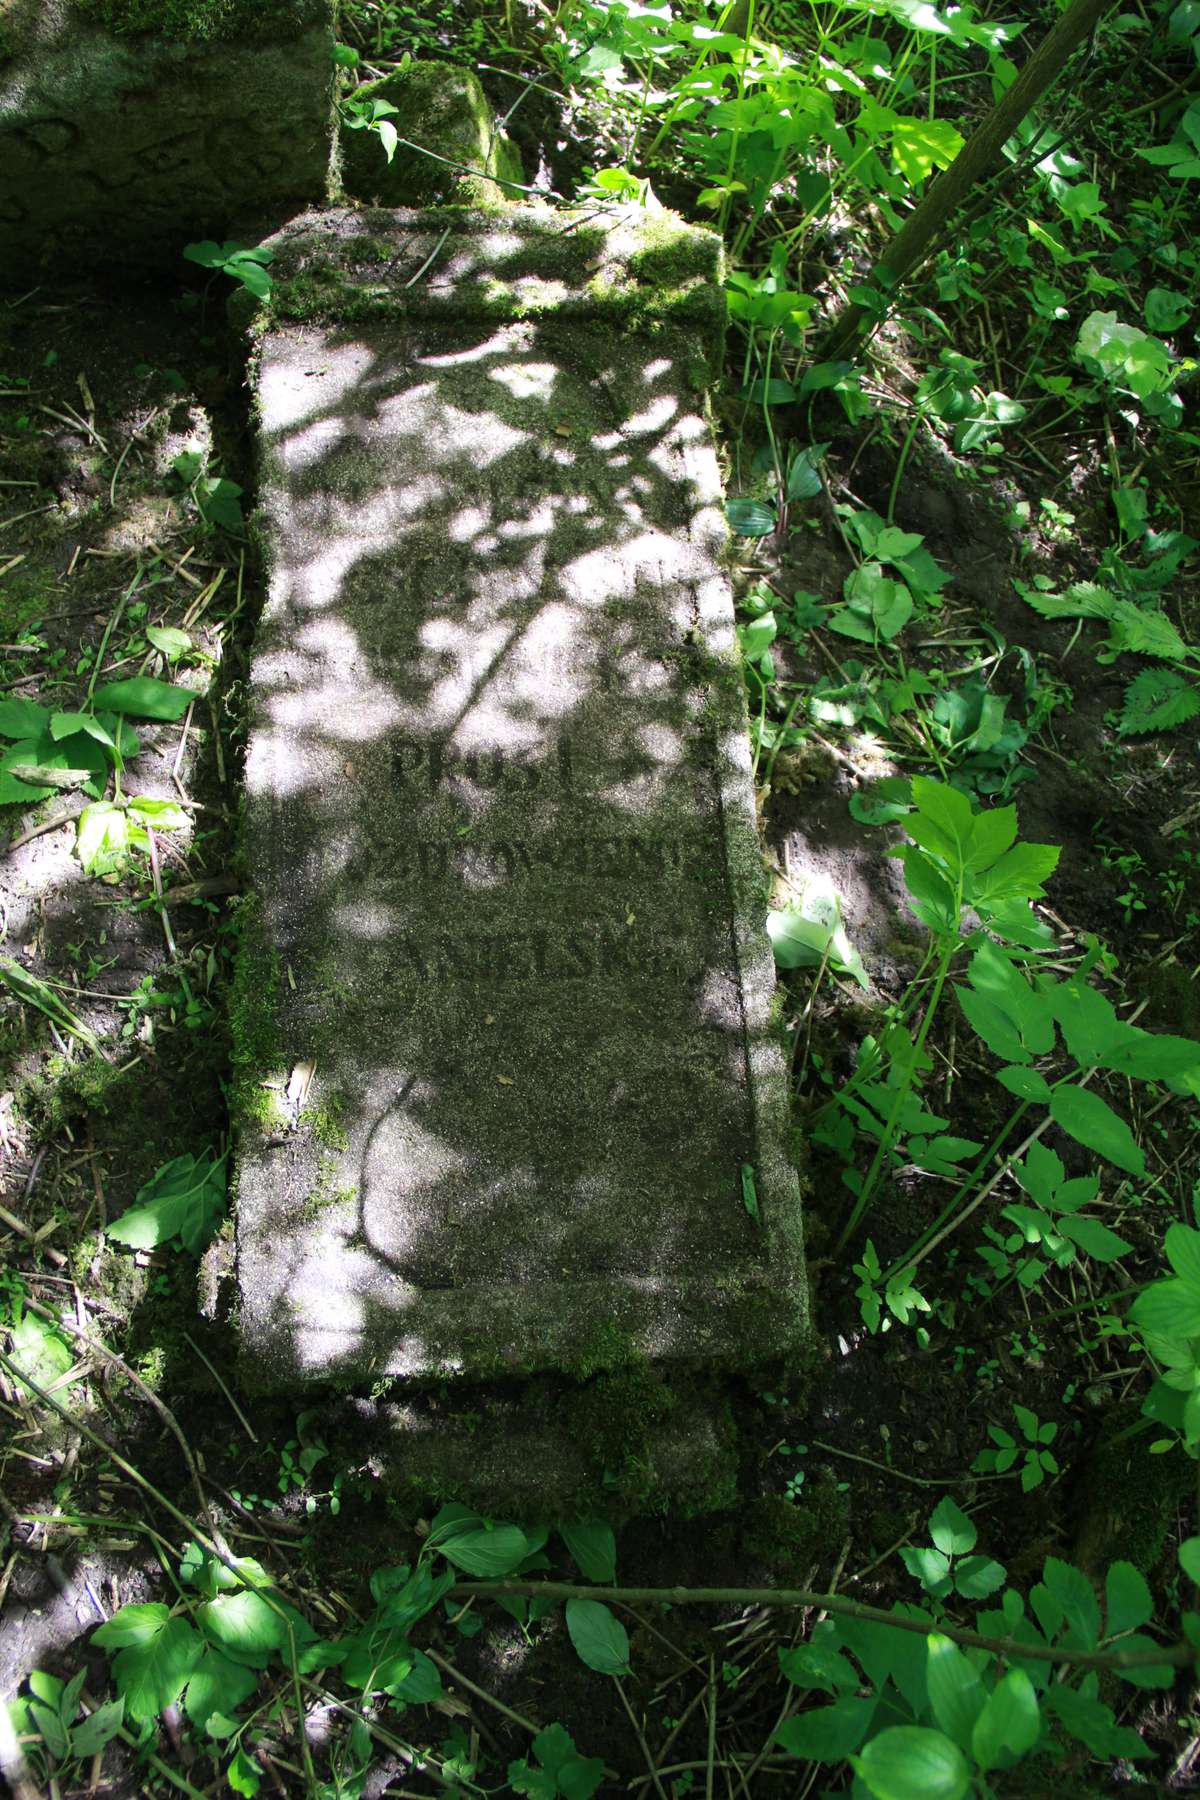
top-left (231, 206), bottom-right (809, 1407)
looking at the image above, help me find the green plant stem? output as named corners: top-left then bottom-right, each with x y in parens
top-left (448, 1582), bottom-right (1191, 1672)
top-left (885, 409), bottom-right (926, 525)
top-left (835, 918), bottom-right (961, 1252)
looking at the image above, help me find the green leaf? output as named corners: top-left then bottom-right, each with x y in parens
top-left (184, 1650), bottom-right (258, 1733)
top-left (853, 1725), bottom-right (970, 1799)
top-left (1057, 1215), bottom-right (1132, 1262)
top-left (51, 711), bottom-right (114, 747)
top-left (1119, 668), bottom-right (1200, 735)
top-left (891, 116), bottom-right (965, 183)
top-left (228, 1749), bottom-right (263, 1796)
top-left (560, 1521), bottom-right (617, 1585)
top-left (849, 777), bottom-right (912, 824)
top-left (76, 801), bottom-right (130, 878)
top-left (103, 1614), bottom-right (204, 1723)
top-left (1166, 1224), bottom-right (1200, 1285)
top-left (1049, 1087), bottom-right (1145, 1176)
top-left (1178, 1538), bottom-right (1200, 1585)
top-left (105, 1151), bottom-right (227, 1256)
top-left (91, 677), bottom-right (194, 721)
top-left (953, 1555), bottom-right (1007, 1600)
top-left (900, 846), bottom-right (959, 935)
top-left (724, 499), bottom-right (776, 537)
top-left (127, 796), bottom-right (188, 832)
top-left (774, 1696), bottom-right (876, 1762)
top-left (994, 1065), bottom-right (1053, 1102)
top-left (0, 697), bottom-right (52, 739)
top-left (565, 1599), bottom-right (630, 1676)
top-left (970, 841), bottom-right (1061, 905)
top-left (925, 1635), bottom-right (985, 1750)
top-left (1100, 1031), bottom-right (1200, 1081)
top-left (1105, 1562), bottom-right (1153, 1637)
top-left (10, 1312), bottom-right (74, 1389)
top-left (198, 1590), bottom-right (289, 1659)
top-left (71, 1697), bottom-right (125, 1757)
top-left (928, 1497), bottom-right (975, 1557)
top-left (970, 1669), bottom-right (1040, 1772)
top-left (94, 1602), bottom-right (172, 1648)
top-left (1131, 1278), bottom-right (1200, 1339)
top-left (436, 1525), bottom-right (530, 1577)
top-left (146, 625), bottom-right (192, 660)
top-left (1041, 1557), bottom-right (1101, 1649)
top-left (778, 1644), bottom-right (859, 1695)
top-left (183, 239), bottom-right (226, 268)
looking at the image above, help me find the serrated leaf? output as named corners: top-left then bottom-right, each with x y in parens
top-left (184, 1651), bottom-right (258, 1732)
top-left (1042, 1556), bottom-right (1101, 1649)
top-left (1057, 1215), bottom-right (1132, 1262)
top-left (1049, 1086), bottom-right (1144, 1176)
top-left (107, 1616), bottom-right (204, 1723)
top-left (929, 1497), bottom-right (975, 1556)
top-left (1131, 1278), bottom-right (1200, 1338)
top-left (0, 697), bottom-right (53, 739)
top-left (1118, 667), bottom-right (1200, 736)
top-left (565, 1598), bottom-right (630, 1676)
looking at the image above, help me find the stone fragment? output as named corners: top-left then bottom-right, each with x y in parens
top-left (234, 207), bottom-right (808, 1407)
top-left (338, 60), bottom-right (524, 207)
top-left (0, 0), bottom-right (336, 279)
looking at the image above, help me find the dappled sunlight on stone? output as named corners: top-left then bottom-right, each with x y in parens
top-left (234, 209), bottom-right (808, 1398)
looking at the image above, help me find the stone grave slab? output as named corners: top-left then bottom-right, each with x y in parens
top-left (234, 207), bottom-right (808, 1393)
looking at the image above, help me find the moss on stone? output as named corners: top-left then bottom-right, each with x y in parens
top-left (70, 0), bottom-right (325, 40)
top-left (338, 61), bottom-right (523, 208)
top-left (1073, 1411), bottom-right (1194, 1576)
top-left (228, 895), bottom-right (284, 1124)
top-left (741, 1479), bottom-right (850, 1578)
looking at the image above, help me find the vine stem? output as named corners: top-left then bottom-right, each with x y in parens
top-left (450, 1582), bottom-right (1189, 1673)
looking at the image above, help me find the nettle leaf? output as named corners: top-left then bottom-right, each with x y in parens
top-left (93, 1608), bottom-right (204, 1723)
top-left (560, 1521), bottom-right (617, 1585)
top-left (1118, 668), bottom-right (1200, 736)
top-left (1049, 1087), bottom-right (1145, 1176)
top-left (565, 1599), bottom-right (630, 1676)
top-left (91, 677), bottom-right (194, 721)
top-left (853, 1724), bottom-right (971, 1800)
top-left (105, 1151), bottom-right (227, 1255)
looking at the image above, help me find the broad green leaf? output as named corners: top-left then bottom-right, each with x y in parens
top-left (953, 1555), bottom-right (1007, 1600)
top-left (957, 987), bottom-right (1028, 1063)
top-left (1131, 1278), bottom-right (1200, 1339)
top-left (1049, 1086), bottom-right (1145, 1176)
top-left (560, 1521), bottom-right (617, 1585)
top-left (106, 1615), bottom-right (204, 1723)
top-left (127, 796), bottom-right (188, 831)
top-left (1101, 1031), bottom-right (1200, 1081)
top-left (853, 1724), bottom-right (970, 1799)
top-left (0, 743), bottom-right (56, 805)
top-left (436, 1525), bottom-right (530, 1577)
top-left (228, 1749), bottom-right (263, 1796)
top-left (1112, 1634), bottom-right (1175, 1687)
top-left (1166, 1223), bottom-right (1200, 1286)
top-left (909, 776), bottom-right (974, 863)
top-left (778, 1643), bottom-right (859, 1695)
top-left (964, 805), bottom-right (1018, 872)
top-left (10, 1312), bottom-right (74, 1389)
top-left (1043, 1684), bottom-right (1152, 1759)
top-left (900, 846), bottom-right (959, 935)
top-left (849, 777), bottom-right (912, 824)
top-left (71, 1697), bottom-right (125, 1757)
top-left (995, 1065), bottom-right (1053, 1101)
top-left (928, 1497), bottom-right (975, 1556)
top-left (1041, 1557), bottom-right (1101, 1649)
top-left (925, 1635), bottom-right (985, 1750)
top-left (76, 801), bottom-right (130, 878)
top-left (91, 677), bottom-right (193, 721)
top-left (51, 711), bottom-right (114, 748)
top-left (105, 1151), bottom-right (227, 1256)
top-left (198, 1590), bottom-right (289, 1658)
top-left (971, 841), bottom-right (1060, 905)
top-left (388, 1646), bottom-right (442, 1702)
top-left (1057, 1216), bottom-right (1132, 1262)
top-left (94, 1602), bottom-right (171, 1648)
top-left (970, 1669), bottom-right (1040, 1772)
top-left (1105, 1562), bottom-right (1153, 1637)
top-left (565, 1598), bottom-right (630, 1676)
top-left (892, 116), bottom-right (965, 183)
top-left (724, 498), bottom-right (776, 537)
top-left (1119, 668), bottom-right (1200, 736)
top-left (146, 625), bottom-right (193, 659)
top-left (0, 697), bottom-right (53, 740)
top-left (1179, 1538), bottom-right (1200, 1585)
top-left (775, 1695), bottom-right (876, 1761)
top-left (184, 1650), bottom-right (258, 1732)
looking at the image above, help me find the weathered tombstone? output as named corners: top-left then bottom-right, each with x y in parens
top-left (0, 0), bottom-right (335, 279)
top-left (233, 208), bottom-right (808, 1470)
